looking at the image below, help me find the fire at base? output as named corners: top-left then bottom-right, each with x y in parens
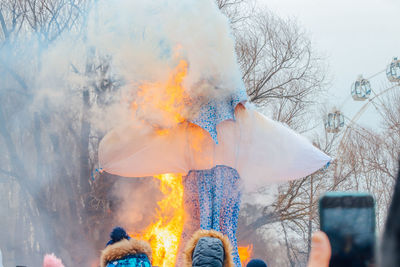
top-left (129, 173), bottom-right (252, 266)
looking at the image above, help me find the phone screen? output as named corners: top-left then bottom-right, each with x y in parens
top-left (320, 194), bottom-right (375, 267)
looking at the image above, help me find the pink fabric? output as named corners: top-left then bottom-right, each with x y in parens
top-left (43, 254), bottom-right (65, 267)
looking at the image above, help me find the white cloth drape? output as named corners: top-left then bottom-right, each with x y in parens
top-left (99, 105), bottom-right (331, 191)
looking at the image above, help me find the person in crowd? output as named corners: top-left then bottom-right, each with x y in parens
top-left (183, 229), bottom-right (327, 267)
top-left (242, 232), bottom-right (329, 267)
top-left (184, 229), bottom-right (234, 267)
top-left (307, 160), bottom-right (400, 267)
top-left (100, 226), bottom-right (152, 267)
top-left (307, 231), bottom-right (331, 267)
top-left (379, 160), bottom-right (400, 267)
top-left (43, 253), bottom-right (65, 267)
top-left (246, 259), bottom-right (267, 267)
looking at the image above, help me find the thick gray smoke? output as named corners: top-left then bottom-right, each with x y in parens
top-left (0, 0), bottom-right (244, 265)
top-left (38, 0), bottom-right (244, 131)
top-left (111, 178), bottom-right (162, 232)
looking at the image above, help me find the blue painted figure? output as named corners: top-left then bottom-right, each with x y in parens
top-left (182, 165), bottom-right (242, 267)
top-left (190, 89), bottom-right (247, 143)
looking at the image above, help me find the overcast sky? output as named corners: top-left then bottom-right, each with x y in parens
top-left (260, 0), bottom-right (400, 128)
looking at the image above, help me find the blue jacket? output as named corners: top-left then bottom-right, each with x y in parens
top-left (106, 254), bottom-right (151, 267)
top-left (100, 239), bottom-right (152, 267)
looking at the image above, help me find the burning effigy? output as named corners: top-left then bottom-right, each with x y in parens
top-left (93, 0), bottom-right (331, 266)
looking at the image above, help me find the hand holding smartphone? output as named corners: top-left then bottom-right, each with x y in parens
top-left (319, 192), bottom-right (376, 267)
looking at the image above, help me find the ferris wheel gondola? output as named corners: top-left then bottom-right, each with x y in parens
top-left (386, 57), bottom-right (400, 83)
top-left (351, 75), bottom-right (372, 101)
top-left (325, 58), bottom-right (400, 182)
top-left (324, 110), bottom-right (345, 133)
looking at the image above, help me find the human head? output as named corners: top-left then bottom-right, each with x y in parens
top-left (247, 259), bottom-right (267, 267)
top-left (106, 226), bottom-right (131, 246)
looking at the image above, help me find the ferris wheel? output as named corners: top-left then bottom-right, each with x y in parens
top-left (324, 57), bottom-right (400, 186)
top-left (324, 57), bottom-right (400, 134)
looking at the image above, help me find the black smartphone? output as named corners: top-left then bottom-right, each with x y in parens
top-left (319, 192), bottom-right (375, 267)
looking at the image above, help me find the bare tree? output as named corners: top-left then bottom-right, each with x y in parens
top-left (240, 87), bottom-right (400, 265)
top-left (0, 0), bottom-right (331, 266)
top-left (219, 1), bottom-right (327, 131)
top-left (216, 1), bottom-right (330, 265)
top-left (0, 0), bottom-right (86, 44)
top-left (337, 91), bottom-right (400, 228)
top-left (0, 1), bottom-right (116, 266)
top-left (216, 0), bottom-right (252, 26)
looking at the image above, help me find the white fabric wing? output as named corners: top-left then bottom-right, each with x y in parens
top-left (99, 106), bottom-right (331, 190)
top-left (215, 106), bottom-right (331, 189)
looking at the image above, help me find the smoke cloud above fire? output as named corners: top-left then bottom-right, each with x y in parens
top-left (0, 0), bottom-right (246, 265)
top-left (37, 0), bottom-right (246, 131)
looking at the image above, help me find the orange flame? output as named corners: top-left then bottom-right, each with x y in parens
top-left (128, 60), bottom-right (190, 266)
top-left (130, 172), bottom-right (252, 267)
top-left (133, 174), bottom-right (184, 267)
top-left (132, 60), bottom-right (190, 127)
top-left (238, 244), bottom-right (253, 266)
top-left (127, 56), bottom-right (246, 266)
top-left (165, 60), bottom-right (189, 123)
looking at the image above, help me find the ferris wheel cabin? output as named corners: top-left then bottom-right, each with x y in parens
top-left (386, 57), bottom-right (400, 83)
top-left (351, 75), bottom-right (372, 101)
top-left (324, 110), bottom-right (345, 133)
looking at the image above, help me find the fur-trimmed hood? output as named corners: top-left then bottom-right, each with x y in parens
top-left (184, 229), bottom-right (234, 267)
top-left (100, 238), bottom-right (152, 267)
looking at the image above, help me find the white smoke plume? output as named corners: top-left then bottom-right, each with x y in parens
top-left (0, 0), bottom-right (244, 265)
top-left (38, 0), bottom-right (244, 131)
